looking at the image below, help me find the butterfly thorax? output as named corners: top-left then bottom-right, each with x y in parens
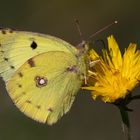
top-left (75, 41), bottom-right (90, 81)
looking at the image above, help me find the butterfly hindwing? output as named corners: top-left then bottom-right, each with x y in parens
top-left (0, 29), bottom-right (76, 81)
top-left (6, 51), bottom-right (82, 124)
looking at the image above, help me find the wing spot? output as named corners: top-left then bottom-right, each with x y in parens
top-left (9, 29), bottom-right (13, 33)
top-left (35, 76), bottom-right (48, 88)
top-left (1, 30), bottom-right (6, 34)
top-left (22, 92), bottom-right (26, 95)
top-left (18, 72), bottom-right (23, 77)
top-left (18, 84), bottom-right (22, 88)
top-left (28, 58), bottom-right (35, 67)
top-left (4, 57), bottom-right (8, 61)
top-left (36, 105), bottom-right (41, 109)
top-left (10, 65), bottom-right (15, 69)
top-left (26, 100), bottom-right (32, 104)
top-left (0, 50), bottom-right (4, 53)
top-left (48, 108), bottom-right (53, 112)
top-left (66, 65), bottom-right (77, 73)
top-left (30, 41), bottom-right (37, 49)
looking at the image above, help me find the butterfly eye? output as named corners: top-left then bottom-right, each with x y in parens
top-left (35, 76), bottom-right (48, 87)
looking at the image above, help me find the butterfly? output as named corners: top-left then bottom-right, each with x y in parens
top-left (0, 28), bottom-right (96, 125)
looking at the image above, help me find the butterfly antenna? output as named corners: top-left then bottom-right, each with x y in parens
top-left (75, 19), bottom-right (84, 41)
top-left (88, 20), bottom-right (118, 40)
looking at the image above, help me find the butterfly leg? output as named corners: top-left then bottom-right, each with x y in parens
top-left (88, 70), bottom-right (97, 76)
top-left (83, 59), bottom-right (100, 85)
top-left (84, 75), bottom-right (88, 85)
top-left (89, 59), bottom-right (100, 67)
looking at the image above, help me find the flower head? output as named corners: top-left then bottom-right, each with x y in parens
top-left (84, 36), bottom-right (140, 103)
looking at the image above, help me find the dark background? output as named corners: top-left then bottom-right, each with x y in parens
top-left (0, 0), bottom-right (140, 140)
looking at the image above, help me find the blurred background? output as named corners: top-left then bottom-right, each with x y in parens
top-left (0, 0), bottom-right (140, 140)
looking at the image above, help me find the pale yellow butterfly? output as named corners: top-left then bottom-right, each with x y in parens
top-left (0, 28), bottom-right (95, 125)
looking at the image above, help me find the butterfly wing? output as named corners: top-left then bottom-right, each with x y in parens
top-left (6, 51), bottom-right (82, 125)
top-left (0, 29), bottom-right (76, 81)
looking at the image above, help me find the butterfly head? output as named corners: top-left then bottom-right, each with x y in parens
top-left (76, 40), bottom-right (89, 56)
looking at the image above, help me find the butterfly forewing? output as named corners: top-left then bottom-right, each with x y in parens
top-left (0, 29), bottom-right (77, 81)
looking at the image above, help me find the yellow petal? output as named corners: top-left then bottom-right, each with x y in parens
top-left (107, 35), bottom-right (122, 69)
top-left (122, 43), bottom-right (140, 79)
top-left (85, 35), bottom-right (140, 103)
top-left (89, 49), bottom-right (99, 60)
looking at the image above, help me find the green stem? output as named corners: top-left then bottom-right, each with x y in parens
top-left (113, 94), bottom-right (140, 140)
top-left (119, 107), bottom-right (131, 140)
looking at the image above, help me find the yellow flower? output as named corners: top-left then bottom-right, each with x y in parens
top-left (84, 35), bottom-right (140, 103)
